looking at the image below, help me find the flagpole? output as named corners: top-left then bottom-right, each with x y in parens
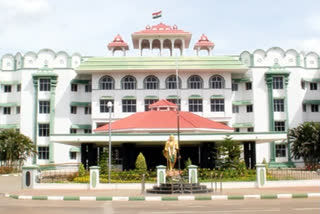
top-left (175, 55), bottom-right (181, 174)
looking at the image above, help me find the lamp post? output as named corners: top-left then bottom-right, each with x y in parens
top-left (107, 101), bottom-right (113, 183)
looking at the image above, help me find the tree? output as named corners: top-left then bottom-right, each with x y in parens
top-left (0, 129), bottom-right (36, 168)
top-left (99, 151), bottom-right (108, 175)
top-left (135, 152), bottom-right (147, 173)
top-left (289, 122), bottom-right (320, 170)
top-left (216, 137), bottom-right (241, 169)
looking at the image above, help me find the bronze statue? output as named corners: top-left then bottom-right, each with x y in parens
top-left (163, 135), bottom-right (179, 171)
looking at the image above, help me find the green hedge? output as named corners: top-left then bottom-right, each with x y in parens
top-left (72, 168), bottom-right (263, 183)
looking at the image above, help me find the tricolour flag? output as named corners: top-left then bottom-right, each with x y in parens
top-left (152, 11), bottom-right (162, 19)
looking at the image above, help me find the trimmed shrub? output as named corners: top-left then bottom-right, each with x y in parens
top-left (78, 163), bottom-right (86, 177)
top-left (99, 151), bottom-right (108, 175)
top-left (135, 152), bottom-right (147, 172)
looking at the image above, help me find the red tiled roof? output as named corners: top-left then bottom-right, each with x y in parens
top-left (149, 100), bottom-right (177, 109)
top-left (94, 110), bottom-right (233, 132)
top-left (133, 23), bottom-right (191, 35)
top-left (194, 34), bottom-right (214, 49)
top-left (107, 34), bottom-right (129, 50)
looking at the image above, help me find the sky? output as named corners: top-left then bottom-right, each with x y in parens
top-left (1, 0), bottom-right (320, 57)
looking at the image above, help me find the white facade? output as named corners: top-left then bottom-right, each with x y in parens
top-left (0, 45), bottom-right (319, 168)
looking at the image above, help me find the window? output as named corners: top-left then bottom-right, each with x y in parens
top-left (246, 105), bottom-right (253, 113)
top-left (232, 82), bottom-right (238, 91)
top-left (245, 82), bottom-right (252, 90)
top-left (39, 79), bottom-right (50, 91)
top-left (166, 99), bottom-right (181, 110)
top-left (273, 77), bottom-right (283, 89)
top-left (38, 146), bottom-right (49, 160)
top-left (274, 121), bottom-right (285, 132)
top-left (71, 83), bottom-right (78, 92)
top-left (310, 82), bottom-right (318, 90)
top-left (70, 152), bottom-right (77, 160)
top-left (144, 76), bottom-right (159, 89)
top-left (303, 104), bottom-right (307, 112)
top-left (70, 106), bottom-right (77, 114)
top-left (85, 106), bottom-right (91, 115)
top-left (121, 75), bottom-right (136, 90)
top-left (232, 105), bottom-right (239, 113)
top-left (273, 99), bottom-right (284, 112)
top-left (188, 75), bottom-right (203, 89)
top-left (247, 127), bottom-right (254, 132)
top-left (301, 81), bottom-right (305, 89)
top-left (166, 75), bottom-right (181, 89)
top-left (100, 100), bottom-right (114, 113)
top-left (311, 104), bottom-right (319, 112)
top-left (235, 128), bottom-right (240, 132)
top-left (84, 129), bottom-right (92, 133)
top-left (17, 84), bottom-right (21, 92)
top-left (38, 124), bottom-right (50, 137)
top-left (144, 99), bottom-right (158, 111)
top-left (209, 75), bottom-right (224, 89)
top-left (122, 99), bottom-right (136, 112)
top-left (4, 85), bottom-right (11, 93)
top-left (99, 76), bottom-right (114, 90)
top-left (70, 128), bottom-right (77, 134)
top-left (85, 83), bottom-right (92, 92)
top-left (188, 99), bottom-right (203, 112)
top-left (39, 101), bottom-right (50, 114)
top-left (16, 106), bottom-right (20, 114)
top-left (3, 107), bottom-right (11, 115)
top-left (275, 144), bottom-right (286, 157)
top-left (210, 99), bottom-right (225, 112)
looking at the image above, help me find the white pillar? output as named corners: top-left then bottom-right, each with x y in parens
top-left (188, 165), bottom-right (198, 184)
top-left (156, 165), bottom-right (166, 186)
top-left (171, 39), bottom-right (174, 56)
top-left (22, 165), bottom-right (39, 189)
top-left (256, 164), bottom-right (267, 188)
top-left (90, 166), bottom-right (100, 189)
top-left (139, 39), bottom-right (142, 56)
top-left (160, 39), bottom-right (164, 56)
top-left (122, 47), bottom-right (126, 56)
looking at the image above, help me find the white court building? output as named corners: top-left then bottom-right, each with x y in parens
top-left (0, 23), bottom-right (318, 169)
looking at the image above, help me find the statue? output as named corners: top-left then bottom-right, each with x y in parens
top-left (163, 135), bottom-right (179, 171)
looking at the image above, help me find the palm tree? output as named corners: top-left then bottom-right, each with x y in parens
top-left (0, 129), bottom-right (36, 168)
top-left (289, 122), bottom-right (320, 170)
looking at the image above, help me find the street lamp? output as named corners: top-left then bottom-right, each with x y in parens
top-left (107, 101), bottom-right (113, 183)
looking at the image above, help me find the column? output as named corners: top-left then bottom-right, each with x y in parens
top-left (256, 164), bottom-right (266, 188)
top-left (32, 78), bottom-right (39, 165)
top-left (49, 76), bottom-right (58, 163)
top-left (188, 165), bottom-right (198, 184)
top-left (156, 165), bottom-right (166, 186)
top-left (265, 75), bottom-right (276, 163)
top-left (22, 165), bottom-right (39, 189)
top-left (284, 75), bottom-right (293, 165)
top-left (89, 166), bottom-right (100, 189)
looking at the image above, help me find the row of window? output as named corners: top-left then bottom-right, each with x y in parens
top-left (301, 82), bottom-right (319, 90)
top-left (2, 84), bottom-right (21, 93)
top-left (232, 105), bottom-right (253, 113)
top-left (38, 146), bottom-right (77, 160)
top-left (2, 106), bottom-right (20, 115)
top-left (70, 106), bottom-right (91, 115)
top-left (98, 75), bottom-right (227, 90)
top-left (70, 128), bottom-right (92, 134)
top-left (303, 104), bottom-right (320, 112)
top-left (98, 99), bottom-right (230, 113)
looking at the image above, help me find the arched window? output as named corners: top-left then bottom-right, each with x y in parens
top-left (144, 75), bottom-right (159, 89)
top-left (121, 75), bottom-right (136, 90)
top-left (166, 75), bottom-right (181, 89)
top-left (188, 75), bottom-right (203, 89)
top-left (209, 75), bottom-right (225, 89)
top-left (99, 75), bottom-right (114, 90)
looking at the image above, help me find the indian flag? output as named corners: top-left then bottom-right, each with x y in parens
top-left (152, 11), bottom-right (162, 19)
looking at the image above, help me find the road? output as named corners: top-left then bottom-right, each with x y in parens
top-left (0, 176), bottom-right (319, 214)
